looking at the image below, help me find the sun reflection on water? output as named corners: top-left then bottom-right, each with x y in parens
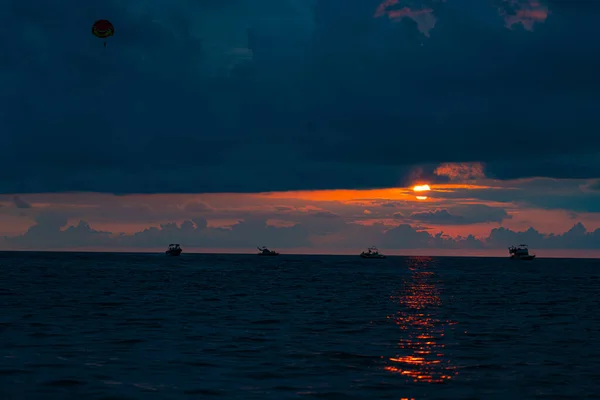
top-left (384, 256), bottom-right (457, 383)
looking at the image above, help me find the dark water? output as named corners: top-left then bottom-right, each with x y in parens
top-left (1, 252), bottom-right (600, 400)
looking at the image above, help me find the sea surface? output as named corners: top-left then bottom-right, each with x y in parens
top-left (1, 252), bottom-right (600, 400)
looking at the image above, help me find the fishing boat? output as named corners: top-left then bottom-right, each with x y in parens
top-left (257, 246), bottom-right (279, 256)
top-left (165, 243), bottom-right (182, 256)
top-left (508, 244), bottom-right (535, 260)
top-left (360, 246), bottom-right (386, 259)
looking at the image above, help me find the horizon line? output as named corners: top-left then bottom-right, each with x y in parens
top-left (2, 248), bottom-right (600, 260)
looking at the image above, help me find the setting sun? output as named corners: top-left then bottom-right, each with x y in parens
top-left (413, 184), bottom-right (431, 192)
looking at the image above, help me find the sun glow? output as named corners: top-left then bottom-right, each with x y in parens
top-left (383, 257), bottom-right (457, 383)
top-left (416, 196), bottom-right (428, 200)
top-left (413, 184), bottom-right (431, 192)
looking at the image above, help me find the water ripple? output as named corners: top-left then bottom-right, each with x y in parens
top-left (1, 252), bottom-right (599, 399)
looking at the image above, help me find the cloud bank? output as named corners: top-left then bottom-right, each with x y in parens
top-left (1, 0), bottom-right (599, 194)
top-left (2, 174), bottom-right (600, 253)
top-left (3, 214), bottom-right (599, 252)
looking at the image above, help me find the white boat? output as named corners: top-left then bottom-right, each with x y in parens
top-left (508, 244), bottom-right (535, 260)
top-left (360, 246), bottom-right (386, 259)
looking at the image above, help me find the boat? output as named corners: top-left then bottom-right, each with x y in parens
top-left (165, 243), bottom-right (182, 256)
top-left (257, 246), bottom-right (279, 256)
top-left (508, 244), bottom-right (535, 260)
top-left (360, 246), bottom-right (386, 259)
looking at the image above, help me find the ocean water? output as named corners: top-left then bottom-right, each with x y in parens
top-left (1, 252), bottom-right (600, 400)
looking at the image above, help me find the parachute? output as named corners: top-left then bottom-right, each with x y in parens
top-left (92, 20), bottom-right (115, 47)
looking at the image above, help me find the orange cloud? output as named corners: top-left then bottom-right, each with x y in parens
top-left (499, 0), bottom-right (549, 31)
top-left (374, 0), bottom-right (437, 37)
top-left (249, 184), bottom-right (495, 205)
top-left (259, 188), bottom-right (413, 202)
top-left (434, 162), bottom-right (486, 181)
top-left (266, 219), bottom-right (297, 228)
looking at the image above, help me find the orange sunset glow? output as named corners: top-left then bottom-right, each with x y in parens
top-left (384, 257), bottom-right (457, 382)
top-left (1, 165), bottom-right (600, 257)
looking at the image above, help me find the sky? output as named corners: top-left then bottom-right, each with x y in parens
top-left (1, 0), bottom-right (599, 256)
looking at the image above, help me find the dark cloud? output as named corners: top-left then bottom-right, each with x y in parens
top-left (12, 196), bottom-right (31, 209)
top-left (427, 179), bottom-right (600, 214)
top-left (409, 205), bottom-right (510, 225)
top-left (484, 155), bottom-right (600, 182)
top-left (381, 202), bottom-right (403, 208)
top-left (182, 201), bottom-right (212, 213)
top-left (1, 0), bottom-right (599, 194)
top-left (274, 205), bottom-right (295, 212)
top-left (5, 211), bottom-right (111, 248)
top-left (486, 223), bottom-right (600, 250)
top-left (6, 216), bottom-right (311, 250)
top-left (310, 211), bottom-right (341, 219)
top-left (4, 213), bottom-right (599, 250)
top-left (520, 194), bottom-right (600, 214)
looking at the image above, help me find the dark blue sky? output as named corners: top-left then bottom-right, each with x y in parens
top-left (1, 0), bottom-right (599, 194)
